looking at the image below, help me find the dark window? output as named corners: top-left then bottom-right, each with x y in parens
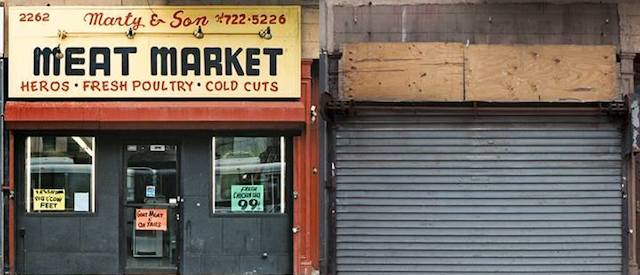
top-left (26, 136), bottom-right (95, 213)
top-left (213, 137), bottom-right (285, 213)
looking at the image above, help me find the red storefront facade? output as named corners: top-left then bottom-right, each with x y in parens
top-left (4, 5), bottom-right (320, 274)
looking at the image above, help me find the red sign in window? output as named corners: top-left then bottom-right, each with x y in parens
top-left (135, 208), bottom-right (167, 231)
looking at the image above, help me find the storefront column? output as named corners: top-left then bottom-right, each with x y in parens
top-left (293, 59), bottom-right (320, 275)
top-left (622, 52), bottom-right (639, 275)
top-left (6, 133), bottom-right (14, 275)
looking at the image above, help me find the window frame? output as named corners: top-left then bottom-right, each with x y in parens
top-left (211, 136), bottom-right (286, 214)
top-left (25, 136), bottom-right (96, 214)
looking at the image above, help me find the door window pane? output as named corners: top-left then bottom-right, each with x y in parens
top-left (26, 136), bottom-right (95, 213)
top-left (126, 145), bottom-right (178, 204)
top-left (213, 137), bottom-right (285, 213)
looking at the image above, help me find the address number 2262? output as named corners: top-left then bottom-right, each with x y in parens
top-left (19, 12), bottom-right (50, 22)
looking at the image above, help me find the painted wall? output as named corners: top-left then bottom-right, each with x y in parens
top-left (14, 136), bottom-right (120, 274)
top-left (179, 134), bottom-right (294, 275)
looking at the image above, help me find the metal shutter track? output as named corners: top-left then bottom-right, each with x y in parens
top-left (334, 111), bottom-right (623, 275)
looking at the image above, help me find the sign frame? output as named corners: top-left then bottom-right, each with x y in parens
top-left (8, 5), bottom-right (301, 99)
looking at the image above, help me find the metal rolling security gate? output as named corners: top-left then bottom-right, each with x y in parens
top-left (331, 106), bottom-right (624, 274)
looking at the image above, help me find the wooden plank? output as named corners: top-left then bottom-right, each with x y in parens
top-left (340, 42), bottom-right (464, 101)
top-left (465, 45), bottom-right (618, 102)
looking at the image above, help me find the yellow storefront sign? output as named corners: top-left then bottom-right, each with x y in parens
top-left (8, 6), bottom-right (301, 98)
top-left (33, 189), bottom-right (65, 211)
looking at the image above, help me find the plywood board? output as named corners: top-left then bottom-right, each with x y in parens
top-left (341, 42), bottom-right (464, 101)
top-left (465, 45), bottom-right (618, 102)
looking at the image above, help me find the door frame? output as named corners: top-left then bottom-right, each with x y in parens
top-left (118, 137), bottom-right (183, 275)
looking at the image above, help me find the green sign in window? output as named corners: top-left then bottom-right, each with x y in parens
top-left (231, 185), bottom-right (264, 212)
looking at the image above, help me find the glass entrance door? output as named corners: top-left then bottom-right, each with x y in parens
top-left (123, 144), bottom-right (179, 274)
